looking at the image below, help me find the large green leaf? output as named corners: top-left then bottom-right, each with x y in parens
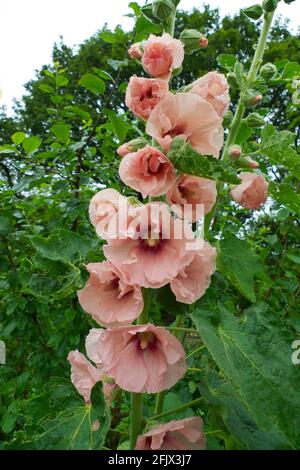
top-left (256, 125), bottom-right (300, 180)
top-left (191, 303), bottom-right (300, 448)
top-left (217, 236), bottom-right (264, 302)
top-left (30, 229), bottom-right (93, 263)
top-left (168, 138), bottom-right (240, 184)
top-left (199, 366), bottom-right (291, 450)
top-left (8, 379), bottom-right (111, 450)
top-left (270, 181), bottom-right (300, 215)
top-left (79, 73), bottom-right (106, 95)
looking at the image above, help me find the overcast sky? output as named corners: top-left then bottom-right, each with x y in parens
top-left (0, 0), bottom-right (299, 112)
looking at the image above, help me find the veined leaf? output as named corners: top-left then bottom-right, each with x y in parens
top-left (167, 138), bottom-right (240, 184)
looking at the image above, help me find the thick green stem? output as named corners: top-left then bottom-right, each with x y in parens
top-left (204, 10), bottom-right (276, 238)
top-left (149, 397), bottom-right (204, 421)
top-left (129, 289), bottom-right (150, 449)
top-left (154, 391), bottom-right (166, 415)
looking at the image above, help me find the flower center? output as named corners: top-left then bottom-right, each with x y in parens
top-left (138, 332), bottom-right (155, 350)
top-left (146, 237), bottom-right (160, 247)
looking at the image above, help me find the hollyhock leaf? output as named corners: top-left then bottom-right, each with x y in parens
top-left (13, 379), bottom-right (111, 450)
top-left (256, 128), bottom-right (300, 180)
top-left (50, 123), bottom-right (70, 144)
top-left (269, 182), bottom-right (300, 215)
top-left (217, 54), bottom-right (237, 71)
top-left (79, 74), bottom-right (106, 95)
top-left (199, 364), bottom-right (293, 450)
top-left (30, 229), bottom-right (93, 263)
top-left (217, 236), bottom-right (264, 302)
top-left (190, 303), bottom-right (300, 448)
top-left (168, 138), bottom-right (240, 184)
top-left (104, 109), bottom-right (128, 142)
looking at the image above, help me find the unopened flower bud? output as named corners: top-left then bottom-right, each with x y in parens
top-left (262, 0), bottom-right (279, 12)
top-left (223, 110), bottom-right (233, 127)
top-left (117, 137), bottom-right (148, 157)
top-left (229, 145), bottom-right (242, 159)
top-left (238, 156), bottom-right (260, 169)
top-left (243, 90), bottom-right (263, 108)
top-left (179, 29), bottom-right (208, 54)
top-left (242, 4), bottom-right (263, 20)
top-left (259, 62), bottom-right (277, 81)
top-left (152, 0), bottom-right (175, 22)
top-left (128, 43), bottom-right (143, 60)
top-left (246, 113), bottom-right (265, 128)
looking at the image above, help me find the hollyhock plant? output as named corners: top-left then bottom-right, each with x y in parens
top-left (125, 76), bottom-right (169, 120)
top-left (119, 145), bottom-right (176, 198)
top-left (170, 242), bottom-right (217, 304)
top-left (135, 417), bottom-right (206, 450)
top-left (87, 324), bottom-right (187, 393)
top-left (77, 262), bottom-right (144, 327)
top-left (67, 350), bottom-right (103, 403)
top-left (167, 175), bottom-right (217, 222)
top-left (189, 71), bottom-right (230, 118)
top-left (104, 202), bottom-right (196, 288)
top-left (142, 33), bottom-right (184, 80)
top-left (231, 172), bottom-right (269, 209)
top-left (146, 92), bottom-right (224, 156)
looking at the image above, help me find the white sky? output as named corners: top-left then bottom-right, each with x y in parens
top-left (0, 0), bottom-right (299, 113)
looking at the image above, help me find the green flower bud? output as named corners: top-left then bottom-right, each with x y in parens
top-left (246, 113), bottom-right (265, 128)
top-left (242, 4), bottom-right (263, 20)
top-left (117, 137), bottom-right (148, 157)
top-left (262, 0), bottom-right (279, 13)
top-left (223, 110), bottom-right (234, 127)
top-left (179, 29), bottom-right (208, 54)
top-left (259, 62), bottom-right (277, 80)
top-left (152, 0), bottom-right (175, 22)
top-left (242, 90), bottom-right (263, 108)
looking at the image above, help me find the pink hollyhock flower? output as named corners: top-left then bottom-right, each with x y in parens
top-left (67, 350), bottom-right (102, 403)
top-left (89, 188), bottom-right (129, 240)
top-left (128, 42), bottom-right (143, 60)
top-left (146, 92), bottom-right (223, 157)
top-left (142, 33), bottom-right (184, 80)
top-left (170, 242), bottom-right (217, 304)
top-left (231, 172), bottom-right (269, 209)
top-left (135, 417), bottom-right (206, 450)
top-left (88, 324), bottom-right (187, 393)
top-left (119, 146), bottom-right (176, 198)
top-left (77, 262), bottom-right (144, 327)
top-left (125, 76), bottom-right (169, 121)
top-left (167, 175), bottom-right (217, 222)
top-left (189, 71), bottom-right (230, 118)
top-left (104, 202), bottom-right (195, 288)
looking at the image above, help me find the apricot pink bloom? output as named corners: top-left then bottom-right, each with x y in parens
top-left (125, 76), bottom-right (169, 121)
top-left (170, 242), bottom-right (217, 304)
top-left (67, 350), bottom-right (102, 403)
top-left (119, 146), bottom-right (176, 198)
top-left (167, 175), bottom-right (217, 222)
top-left (142, 33), bottom-right (184, 80)
top-left (117, 143), bottom-right (131, 157)
top-left (103, 202), bottom-right (196, 288)
top-left (89, 188), bottom-right (129, 240)
top-left (190, 71), bottom-right (230, 118)
top-left (231, 172), bottom-right (269, 210)
top-left (77, 262), bottom-right (144, 327)
top-left (135, 417), bottom-right (206, 450)
top-left (146, 92), bottom-right (224, 157)
top-left (128, 42), bottom-right (143, 60)
top-left (88, 324), bottom-right (187, 393)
